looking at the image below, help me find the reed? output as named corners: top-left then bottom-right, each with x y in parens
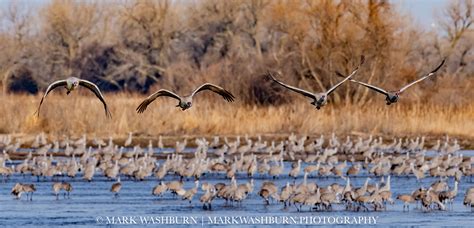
top-left (0, 94), bottom-right (472, 141)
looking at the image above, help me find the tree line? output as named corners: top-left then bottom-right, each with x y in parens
top-left (0, 0), bottom-right (472, 106)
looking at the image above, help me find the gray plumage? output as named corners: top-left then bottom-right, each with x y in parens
top-left (268, 56), bottom-right (365, 109)
top-left (337, 59), bottom-right (445, 105)
top-left (136, 83), bottom-right (235, 113)
top-left (35, 77), bottom-right (112, 118)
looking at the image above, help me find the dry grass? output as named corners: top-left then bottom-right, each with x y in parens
top-left (0, 93), bottom-right (472, 142)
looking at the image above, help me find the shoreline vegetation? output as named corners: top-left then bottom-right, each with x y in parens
top-left (0, 1), bottom-right (472, 148)
top-left (1, 94), bottom-right (472, 148)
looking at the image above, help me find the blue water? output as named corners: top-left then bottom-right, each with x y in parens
top-left (0, 152), bottom-right (473, 227)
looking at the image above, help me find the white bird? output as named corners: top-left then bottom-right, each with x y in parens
top-left (268, 55), bottom-right (364, 109)
top-left (136, 83), bottom-right (235, 113)
top-left (35, 77), bottom-right (111, 117)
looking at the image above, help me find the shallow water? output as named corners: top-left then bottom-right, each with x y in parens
top-left (1, 151), bottom-right (473, 227)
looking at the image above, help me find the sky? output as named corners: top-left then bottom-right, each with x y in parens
top-left (0, 0), bottom-right (450, 28)
top-left (395, 0), bottom-right (449, 28)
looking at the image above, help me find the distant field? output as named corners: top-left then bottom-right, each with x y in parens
top-left (0, 94), bottom-right (472, 146)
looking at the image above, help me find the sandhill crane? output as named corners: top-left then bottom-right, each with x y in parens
top-left (380, 176), bottom-right (391, 192)
top-left (152, 182), bottom-right (168, 197)
top-left (105, 160), bottom-right (119, 180)
top-left (11, 183), bottom-right (22, 199)
top-left (226, 163), bottom-right (237, 179)
top-left (320, 186), bottom-right (338, 211)
top-left (463, 187), bottom-right (474, 211)
top-left (431, 140), bottom-right (441, 152)
top-left (209, 136), bottom-right (220, 148)
top-left (247, 156), bottom-right (257, 177)
top-left (439, 181), bottom-right (458, 209)
top-left (110, 177), bottom-right (122, 198)
top-left (397, 194), bottom-right (415, 211)
top-left (369, 184), bottom-right (386, 211)
top-left (268, 56), bottom-right (364, 109)
top-left (258, 159), bottom-right (270, 175)
top-left (278, 182), bottom-right (294, 207)
top-left (354, 194), bottom-right (371, 211)
top-left (136, 83), bottom-right (235, 113)
top-left (289, 160), bottom-right (301, 179)
top-left (175, 139), bottom-right (187, 154)
top-left (332, 160), bottom-right (347, 178)
top-left (237, 179), bottom-right (254, 196)
top-left (410, 163), bottom-right (425, 181)
top-left (52, 182), bottom-right (73, 200)
top-left (304, 188), bottom-right (322, 211)
top-left (378, 189), bottom-right (393, 206)
top-left (215, 179), bottom-right (234, 203)
top-left (15, 158), bottom-right (31, 176)
top-left (0, 165), bottom-right (14, 182)
top-left (317, 163), bottom-right (332, 177)
top-left (291, 192), bottom-right (308, 212)
top-left (209, 161), bottom-right (227, 172)
top-left (269, 158), bottom-right (284, 179)
top-left (157, 136), bottom-right (164, 149)
top-left (124, 133), bottom-right (133, 147)
top-left (237, 139), bottom-right (252, 154)
top-left (303, 163), bottom-right (320, 177)
top-left (354, 178), bottom-right (371, 198)
top-left (155, 162), bottom-right (168, 180)
top-left (182, 180), bottom-right (200, 205)
top-left (133, 165), bottom-right (150, 181)
top-left (11, 183), bottom-right (36, 201)
top-left (167, 180), bottom-right (183, 196)
top-left (200, 187), bottom-right (217, 210)
top-left (259, 181), bottom-right (278, 205)
top-left (233, 185), bottom-right (249, 205)
top-left (421, 188), bottom-right (446, 211)
top-left (83, 158), bottom-right (97, 182)
top-left (66, 157), bottom-right (79, 178)
top-left (338, 59), bottom-right (445, 105)
top-left (35, 77), bottom-right (111, 118)
top-left (393, 161), bottom-right (407, 176)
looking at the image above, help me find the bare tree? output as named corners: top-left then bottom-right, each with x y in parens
top-left (0, 0), bottom-right (470, 106)
top-left (106, 0), bottom-right (181, 91)
top-left (0, 1), bottom-right (32, 94)
top-left (38, 0), bottom-right (101, 86)
top-left (438, 0), bottom-right (473, 75)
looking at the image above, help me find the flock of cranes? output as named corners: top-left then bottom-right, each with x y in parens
top-left (34, 56), bottom-right (445, 116)
top-left (4, 56), bottom-right (470, 215)
top-left (0, 132), bottom-right (472, 212)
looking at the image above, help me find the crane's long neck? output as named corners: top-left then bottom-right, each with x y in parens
top-left (363, 179), bottom-right (369, 189)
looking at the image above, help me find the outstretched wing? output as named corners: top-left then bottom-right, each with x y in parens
top-left (326, 55), bottom-right (365, 95)
top-left (136, 89), bottom-right (181, 113)
top-left (335, 71), bottom-right (389, 96)
top-left (34, 80), bottom-right (67, 117)
top-left (191, 83), bottom-right (235, 102)
top-left (267, 71), bottom-right (316, 100)
top-left (78, 79), bottom-right (112, 118)
top-left (399, 59), bottom-right (446, 93)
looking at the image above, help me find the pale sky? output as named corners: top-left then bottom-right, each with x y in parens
top-left (395, 0), bottom-right (448, 28)
top-left (0, 0), bottom-right (449, 28)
